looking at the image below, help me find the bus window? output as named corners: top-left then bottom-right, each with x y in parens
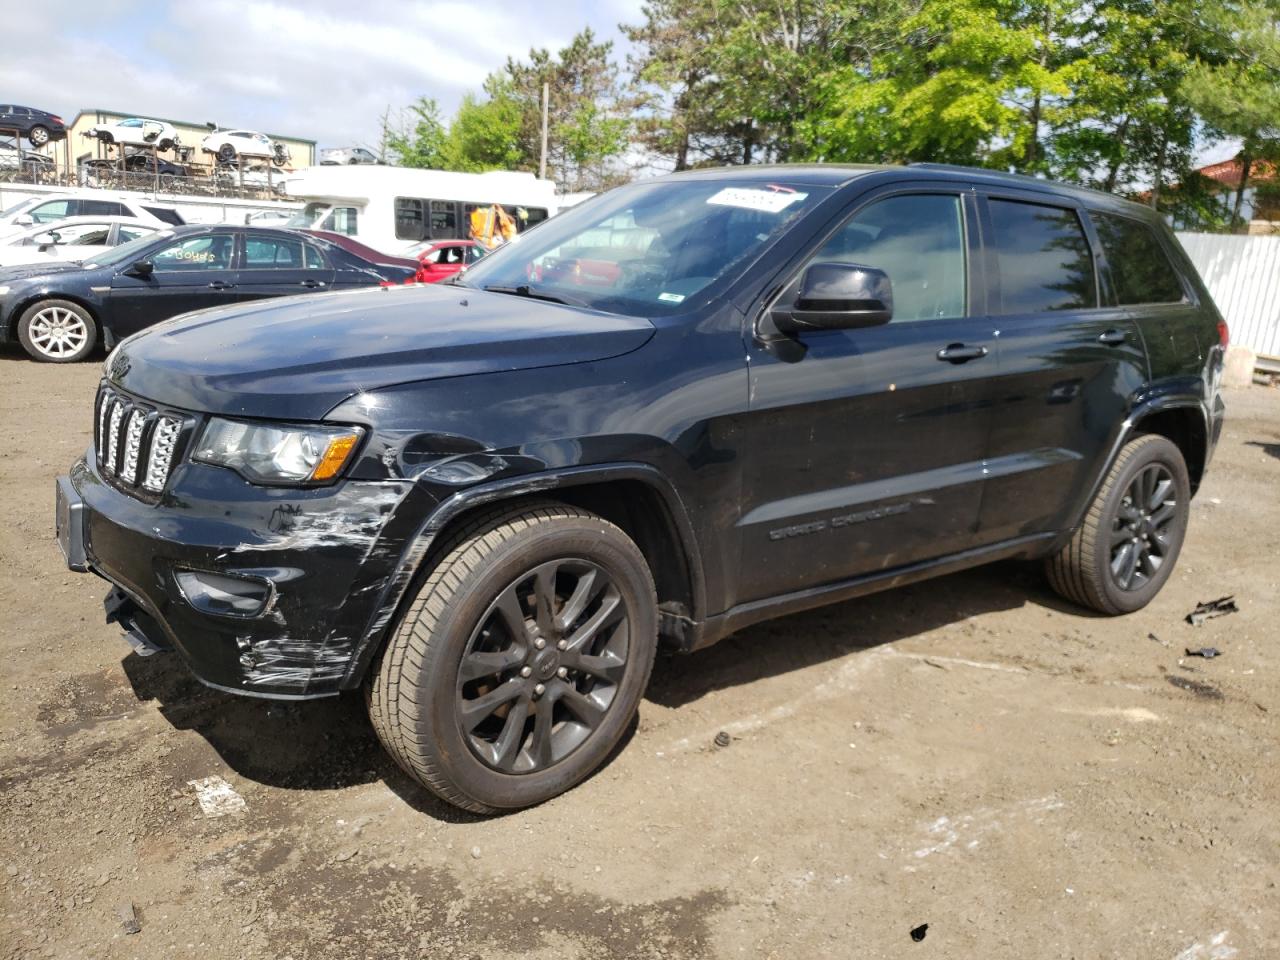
top-left (395, 198), bottom-right (425, 241)
top-left (521, 207), bottom-right (549, 231)
top-left (430, 200), bottom-right (458, 239)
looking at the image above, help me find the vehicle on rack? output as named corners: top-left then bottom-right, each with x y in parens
top-left (320, 146), bottom-right (379, 165)
top-left (0, 216), bottom-right (160, 267)
top-left (0, 192), bottom-right (184, 238)
top-left (411, 237), bottom-right (485, 283)
top-left (202, 129), bottom-right (290, 166)
top-left (279, 165), bottom-right (557, 253)
top-left (0, 139), bottom-right (56, 175)
top-left (55, 164), bottom-right (1226, 814)
top-left (1, 224), bottom-right (415, 361)
top-left (215, 160), bottom-right (286, 195)
top-left (0, 105), bottom-right (67, 147)
top-left (86, 118), bottom-right (180, 152)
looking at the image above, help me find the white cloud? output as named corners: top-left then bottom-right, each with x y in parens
top-left (0, 0), bottom-right (647, 149)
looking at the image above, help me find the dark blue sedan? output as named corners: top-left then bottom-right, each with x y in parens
top-left (0, 225), bottom-right (417, 362)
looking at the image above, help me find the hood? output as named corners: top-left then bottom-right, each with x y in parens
top-left (107, 283), bottom-right (655, 419)
top-left (0, 260), bottom-right (84, 282)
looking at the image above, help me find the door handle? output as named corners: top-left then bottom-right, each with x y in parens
top-left (1097, 328), bottom-right (1127, 345)
top-left (936, 343), bottom-right (989, 363)
top-left (299, 279), bottom-right (326, 289)
top-left (207, 280), bottom-right (235, 290)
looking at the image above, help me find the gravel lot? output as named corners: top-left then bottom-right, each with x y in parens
top-left (1, 345), bottom-right (1277, 959)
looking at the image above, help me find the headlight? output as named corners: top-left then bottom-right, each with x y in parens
top-left (192, 418), bottom-right (363, 485)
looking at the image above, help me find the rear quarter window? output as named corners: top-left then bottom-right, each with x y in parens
top-left (143, 206), bottom-right (185, 226)
top-left (1089, 212), bottom-right (1185, 305)
top-left (988, 198), bottom-right (1096, 314)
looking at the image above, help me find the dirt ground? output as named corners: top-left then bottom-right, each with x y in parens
top-left (1, 344), bottom-right (1277, 960)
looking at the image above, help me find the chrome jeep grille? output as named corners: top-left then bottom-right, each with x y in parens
top-left (94, 386), bottom-right (189, 497)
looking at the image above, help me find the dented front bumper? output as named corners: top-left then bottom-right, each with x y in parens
top-left (60, 454), bottom-right (424, 700)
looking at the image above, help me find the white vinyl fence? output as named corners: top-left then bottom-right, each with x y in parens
top-left (1177, 231), bottom-right (1280, 361)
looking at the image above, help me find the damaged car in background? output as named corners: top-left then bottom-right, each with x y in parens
top-left (55, 164), bottom-right (1226, 813)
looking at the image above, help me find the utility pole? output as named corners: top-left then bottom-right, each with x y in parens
top-left (539, 81), bottom-right (549, 181)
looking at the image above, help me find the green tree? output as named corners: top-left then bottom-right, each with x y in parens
top-left (384, 97), bottom-right (449, 169)
top-left (442, 77), bottom-right (526, 172)
top-left (1182, 0), bottom-right (1280, 228)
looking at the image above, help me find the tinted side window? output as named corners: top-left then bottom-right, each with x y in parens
top-left (989, 199), bottom-right (1095, 314)
top-left (143, 205), bottom-right (184, 226)
top-left (1089, 212), bottom-right (1184, 305)
top-left (430, 200), bottom-right (457, 239)
top-left (303, 244), bottom-right (326, 269)
top-left (151, 235), bottom-right (233, 271)
top-left (395, 198), bottom-right (424, 241)
top-left (81, 200), bottom-right (125, 217)
top-left (804, 193), bottom-right (967, 322)
top-left (244, 236), bottom-right (304, 268)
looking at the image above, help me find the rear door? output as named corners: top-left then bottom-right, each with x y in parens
top-left (107, 232), bottom-right (238, 336)
top-left (236, 233), bottom-right (333, 303)
top-left (739, 186), bottom-right (996, 603)
top-left (975, 191), bottom-right (1147, 543)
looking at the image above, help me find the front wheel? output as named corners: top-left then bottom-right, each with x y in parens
top-left (17, 300), bottom-right (98, 362)
top-left (367, 502), bottom-right (658, 814)
top-left (28, 125), bottom-right (49, 147)
top-left (217, 143), bottom-right (236, 162)
top-left (1046, 434), bottom-right (1191, 615)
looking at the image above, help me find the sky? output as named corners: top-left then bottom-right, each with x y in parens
top-left (1, 0), bottom-right (645, 150)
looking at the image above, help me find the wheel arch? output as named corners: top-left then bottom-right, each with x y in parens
top-left (1130, 400), bottom-right (1209, 494)
top-left (339, 463), bottom-right (707, 690)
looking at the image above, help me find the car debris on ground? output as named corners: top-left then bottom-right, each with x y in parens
top-left (1186, 596), bottom-right (1239, 626)
top-left (910, 923), bottom-right (929, 942)
top-left (1184, 647), bottom-right (1221, 659)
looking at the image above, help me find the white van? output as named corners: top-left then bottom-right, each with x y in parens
top-left (279, 166), bottom-right (558, 255)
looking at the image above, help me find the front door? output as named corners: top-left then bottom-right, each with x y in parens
top-left (738, 189), bottom-right (996, 605)
top-left (975, 193), bottom-right (1149, 543)
top-left (107, 232), bottom-right (238, 337)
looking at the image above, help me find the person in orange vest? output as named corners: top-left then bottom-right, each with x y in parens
top-left (469, 204), bottom-right (518, 249)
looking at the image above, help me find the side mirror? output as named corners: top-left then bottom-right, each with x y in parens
top-left (774, 261), bottom-right (893, 333)
top-left (125, 259), bottom-right (154, 278)
top-left (33, 232), bottom-right (55, 246)
top-left (15, 213), bottom-right (33, 226)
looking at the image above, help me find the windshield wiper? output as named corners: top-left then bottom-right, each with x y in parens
top-left (482, 284), bottom-right (590, 308)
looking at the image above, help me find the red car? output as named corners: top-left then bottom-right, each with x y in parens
top-left (413, 239), bottom-right (486, 284)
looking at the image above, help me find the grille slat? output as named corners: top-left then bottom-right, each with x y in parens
top-left (95, 385), bottom-right (186, 497)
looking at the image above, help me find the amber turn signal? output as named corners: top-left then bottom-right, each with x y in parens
top-left (310, 433), bottom-right (360, 481)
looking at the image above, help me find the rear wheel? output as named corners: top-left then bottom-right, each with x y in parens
top-left (1046, 434), bottom-right (1190, 615)
top-left (367, 502), bottom-right (657, 813)
top-left (217, 143), bottom-right (236, 162)
top-left (17, 300), bottom-right (97, 363)
top-left (28, 125), bottom-right (49, 146)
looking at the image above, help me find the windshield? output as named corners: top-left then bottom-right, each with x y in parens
top-left (81, 230), bottom-right (175, 269)
top-left (1, 197), bottom-right (38, 218)
top-left (286, 201), bottom-right (329, 229)
top-left (457, 178), bottom-right (832, 316)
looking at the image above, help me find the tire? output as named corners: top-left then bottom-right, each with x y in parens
top-left (217, 143), bottom-right (236, 162)
top-left (1046, 434), bottom-right (1191, 615)
top-left (367, 502), bottom-right (658, 814)
top-left (28, 125), bottom-right (49, 147)
top-left (17, 300), bottom-right (98, 363)
top-left (158, 138), bottom-right (173, 152)
top-left (99, 132), bottom-right (114, 145)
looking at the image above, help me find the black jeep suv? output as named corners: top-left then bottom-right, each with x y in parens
top-left (56, 164), bottom-right (1226, 813)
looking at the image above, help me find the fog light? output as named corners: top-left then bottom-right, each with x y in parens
top-left (175, 570), bottom-right (272, 618)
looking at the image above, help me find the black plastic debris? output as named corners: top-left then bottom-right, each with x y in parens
top-left (910, 923), bottom-right (929, 942)
top-left (1166, 675), bottom-right (1225, 700)
top-left (714, 731), bottom-right (731, 748)
top-left (1185, 647), bottom-right (1221, 659)
top-left (1186, 596), bottom-right (1238, 626)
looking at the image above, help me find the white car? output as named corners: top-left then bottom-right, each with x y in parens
top-left (320, 146), bottom-right (379, 165)
top-left (0, 215), bottom-right (161, 266)
top-left (85, 117), bottom-right (181, 152)
top-left (0, 192), bottom-right (184, 240)
top-left (202, 129), bottom-right (290, 166)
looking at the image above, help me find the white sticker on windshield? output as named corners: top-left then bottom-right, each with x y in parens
top-left (706, 187), bottom-right (807, 213)
top-left (658, 292), bottom-right (686, 303)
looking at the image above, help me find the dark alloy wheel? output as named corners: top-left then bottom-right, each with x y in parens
top-left (457, 558), bottom-right (630, 774)
top-left (367, 502), bottom-right (657, 813)
top-left (1108, 463), bottom-right (1178, 592)
top-left (1046, 433), bottom-right (1190, 615)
